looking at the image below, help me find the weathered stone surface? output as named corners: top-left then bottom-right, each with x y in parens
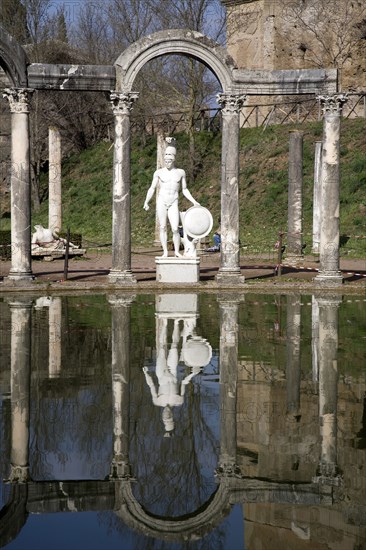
top-left (0, 26), bottom-right (28, 87)
top-left (114, 29), bottom-right (236, 92)
top-left (232, 68), bottom-right (338, 95)
top-left (27, 63), bottom-right (116, 91)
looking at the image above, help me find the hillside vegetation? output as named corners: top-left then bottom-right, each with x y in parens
top-left (29, 118), bottom-right (366, 256)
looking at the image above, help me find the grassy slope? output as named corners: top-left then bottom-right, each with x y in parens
top-left (30, 118), bottom-right (366, 255)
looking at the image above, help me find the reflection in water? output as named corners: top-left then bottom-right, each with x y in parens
top-left (0, 292), bottom-right (365, 548)
top-left (143, 294), bottom-right (212, 436)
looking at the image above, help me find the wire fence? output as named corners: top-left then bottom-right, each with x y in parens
top-left (130, 93), bottom-right (366, 137)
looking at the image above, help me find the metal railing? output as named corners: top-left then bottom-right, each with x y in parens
top-left (130, 93), bottom-right (366, 136)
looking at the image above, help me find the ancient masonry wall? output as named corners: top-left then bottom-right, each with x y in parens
top-left (223, 0), bottom-right (366, 91)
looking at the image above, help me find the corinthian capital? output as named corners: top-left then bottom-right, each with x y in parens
top-left (317, 93), bottom-right (348, 116)
top-left (3, 88), bottom-right (34, 114)
top-left (217, 92), bottom-right (246, 114)
top-left (110, 92), bottom-right (139, 115)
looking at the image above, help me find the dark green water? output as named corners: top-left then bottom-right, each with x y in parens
top-left (0, 292), bottom-right (365, 549)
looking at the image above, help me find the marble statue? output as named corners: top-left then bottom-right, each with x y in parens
top-left (143, 141), bottom-right (200, 258)
top-left (31, 224), bottom-right (78, 252)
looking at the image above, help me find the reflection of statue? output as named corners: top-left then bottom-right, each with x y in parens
top-left (143, 315), bottom-right (212, 437)
top-left (143, 141), bottom-right (200, 258)
top-left (31, 224), bottom-right (78, 252)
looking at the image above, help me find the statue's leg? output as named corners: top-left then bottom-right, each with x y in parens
top-left (157, 201), bottom-right (169, 257)
top-left (168, 202), bottom-right (182, 258)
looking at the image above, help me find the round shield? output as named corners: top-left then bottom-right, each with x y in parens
top-left (183, 206), bottom-right (213, 239)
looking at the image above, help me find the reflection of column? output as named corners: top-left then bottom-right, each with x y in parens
top-left (216, 93), bottom-right (246, 285)
top-left (109, 92), bottom-right (138, 284)
top-left (312, 141), bottom-right (322, 254)
top-left (314, 295), bottom-right (341, 484)
top-left (286, 295), bottom-right (301, 418)
top-left (315, 94), bottom-right (347, 286)
top-left (108, 294), bottom-right (135, 478)
top-left (3, 88), bottom-right (34, 281)
top-left (217, 295), bottom-right (240, 476)
top-left (48, 126), bottom-right (62, 233)
top-left (287, 130), bottom-right (303, 263)
top-left (311, 295), bottom-right (319, 383)
top-left (9, 299), bottom-right (32, 482)
top-left (49, 297), bottom-right (62, 378)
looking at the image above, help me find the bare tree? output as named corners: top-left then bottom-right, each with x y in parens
top-left (280, 0), bottom-right (366, 73)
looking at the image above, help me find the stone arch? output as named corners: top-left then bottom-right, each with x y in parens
top-left (114, 29), bottom-right (236, 92)
top-left (0, 25), bottom-right (28, 86)
top-left (116, 481), bottom-right (232, 542)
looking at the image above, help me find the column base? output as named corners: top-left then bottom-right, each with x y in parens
top-left (284, 254), bottom-right (304, 266)
top-left (108, 270), bottom-right (137, 285)
top-left (4, 271), bottom-right (35, 284)
top-left (314, 271), bottom-right (343, 286)
top-left (216, 269), bottom-right (245, 285)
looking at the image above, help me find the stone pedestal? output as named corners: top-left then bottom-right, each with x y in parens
top-left (155, 257), bottom-right (200, 283)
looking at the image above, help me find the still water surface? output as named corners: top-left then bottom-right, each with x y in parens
top-left (0, 292), bottom-right (365, 549)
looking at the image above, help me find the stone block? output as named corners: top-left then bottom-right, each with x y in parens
top-left (155, 257), bottom-right (200, 283)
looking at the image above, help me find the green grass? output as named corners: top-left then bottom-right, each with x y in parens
top-left (2, 118), bottom-right (364, 257)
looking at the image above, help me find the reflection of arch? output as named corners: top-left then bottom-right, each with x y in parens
top-left (116, 482), bottom-right (231, 542)
top-left (114, 29), bottom-right (236, 92)
top-left (0, 485), bottom-right (28, 548)
top-left (0, 25), bottom-right (28, 86)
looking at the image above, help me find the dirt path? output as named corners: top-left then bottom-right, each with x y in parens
top-left (1, 248), bottom-right (365, 288)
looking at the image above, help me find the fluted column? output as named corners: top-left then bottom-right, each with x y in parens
top-left (109, 92), bottom-right (138, 284)
top-left (216, 93), bottom-right (246, 285)
top-left (286, 130), bottom-right (303, 263)
top-left (3, 88), bottom-right (34, 282)
top-left (108, 294), bottom-right (135, 479)
top-left (9, 299), bottom-right (32, 482)
top-left (314, 295), bottom-right (342, 485)
top-left (216, 295), bottom-right (241, 477)
top-left (315, 94), bottom-right (347, 286)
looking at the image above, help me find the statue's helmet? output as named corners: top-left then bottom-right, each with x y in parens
top-left (165, 145), bottom-right (176, 157)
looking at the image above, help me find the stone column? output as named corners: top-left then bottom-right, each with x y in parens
top-left (3, 88), bottom-right (34, 282)
top-left (314, 295), bottom-right (342, 485)
top-left (9, 299), bottom-right (32, 482)
top-left (286, 295), bottom-right (301, 419)
top-left (108, 92), bottom-right (139, 284)
top-left (108, 294), bottom-right (135, 479)
top-left (216, 295), bottom-right (241, 477)
top-left (312, 141), bottom-right (322, 254)
top-left (216, 93), bottom-right (246, 285)
top-left (48, 126), bottom-right (62, 233)
top-left (315, 94), bottom-right (347, 286)
top-left (154, 130), bottom-right (166, 246)
top-left (287, 130), bottom-right (303, 263)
